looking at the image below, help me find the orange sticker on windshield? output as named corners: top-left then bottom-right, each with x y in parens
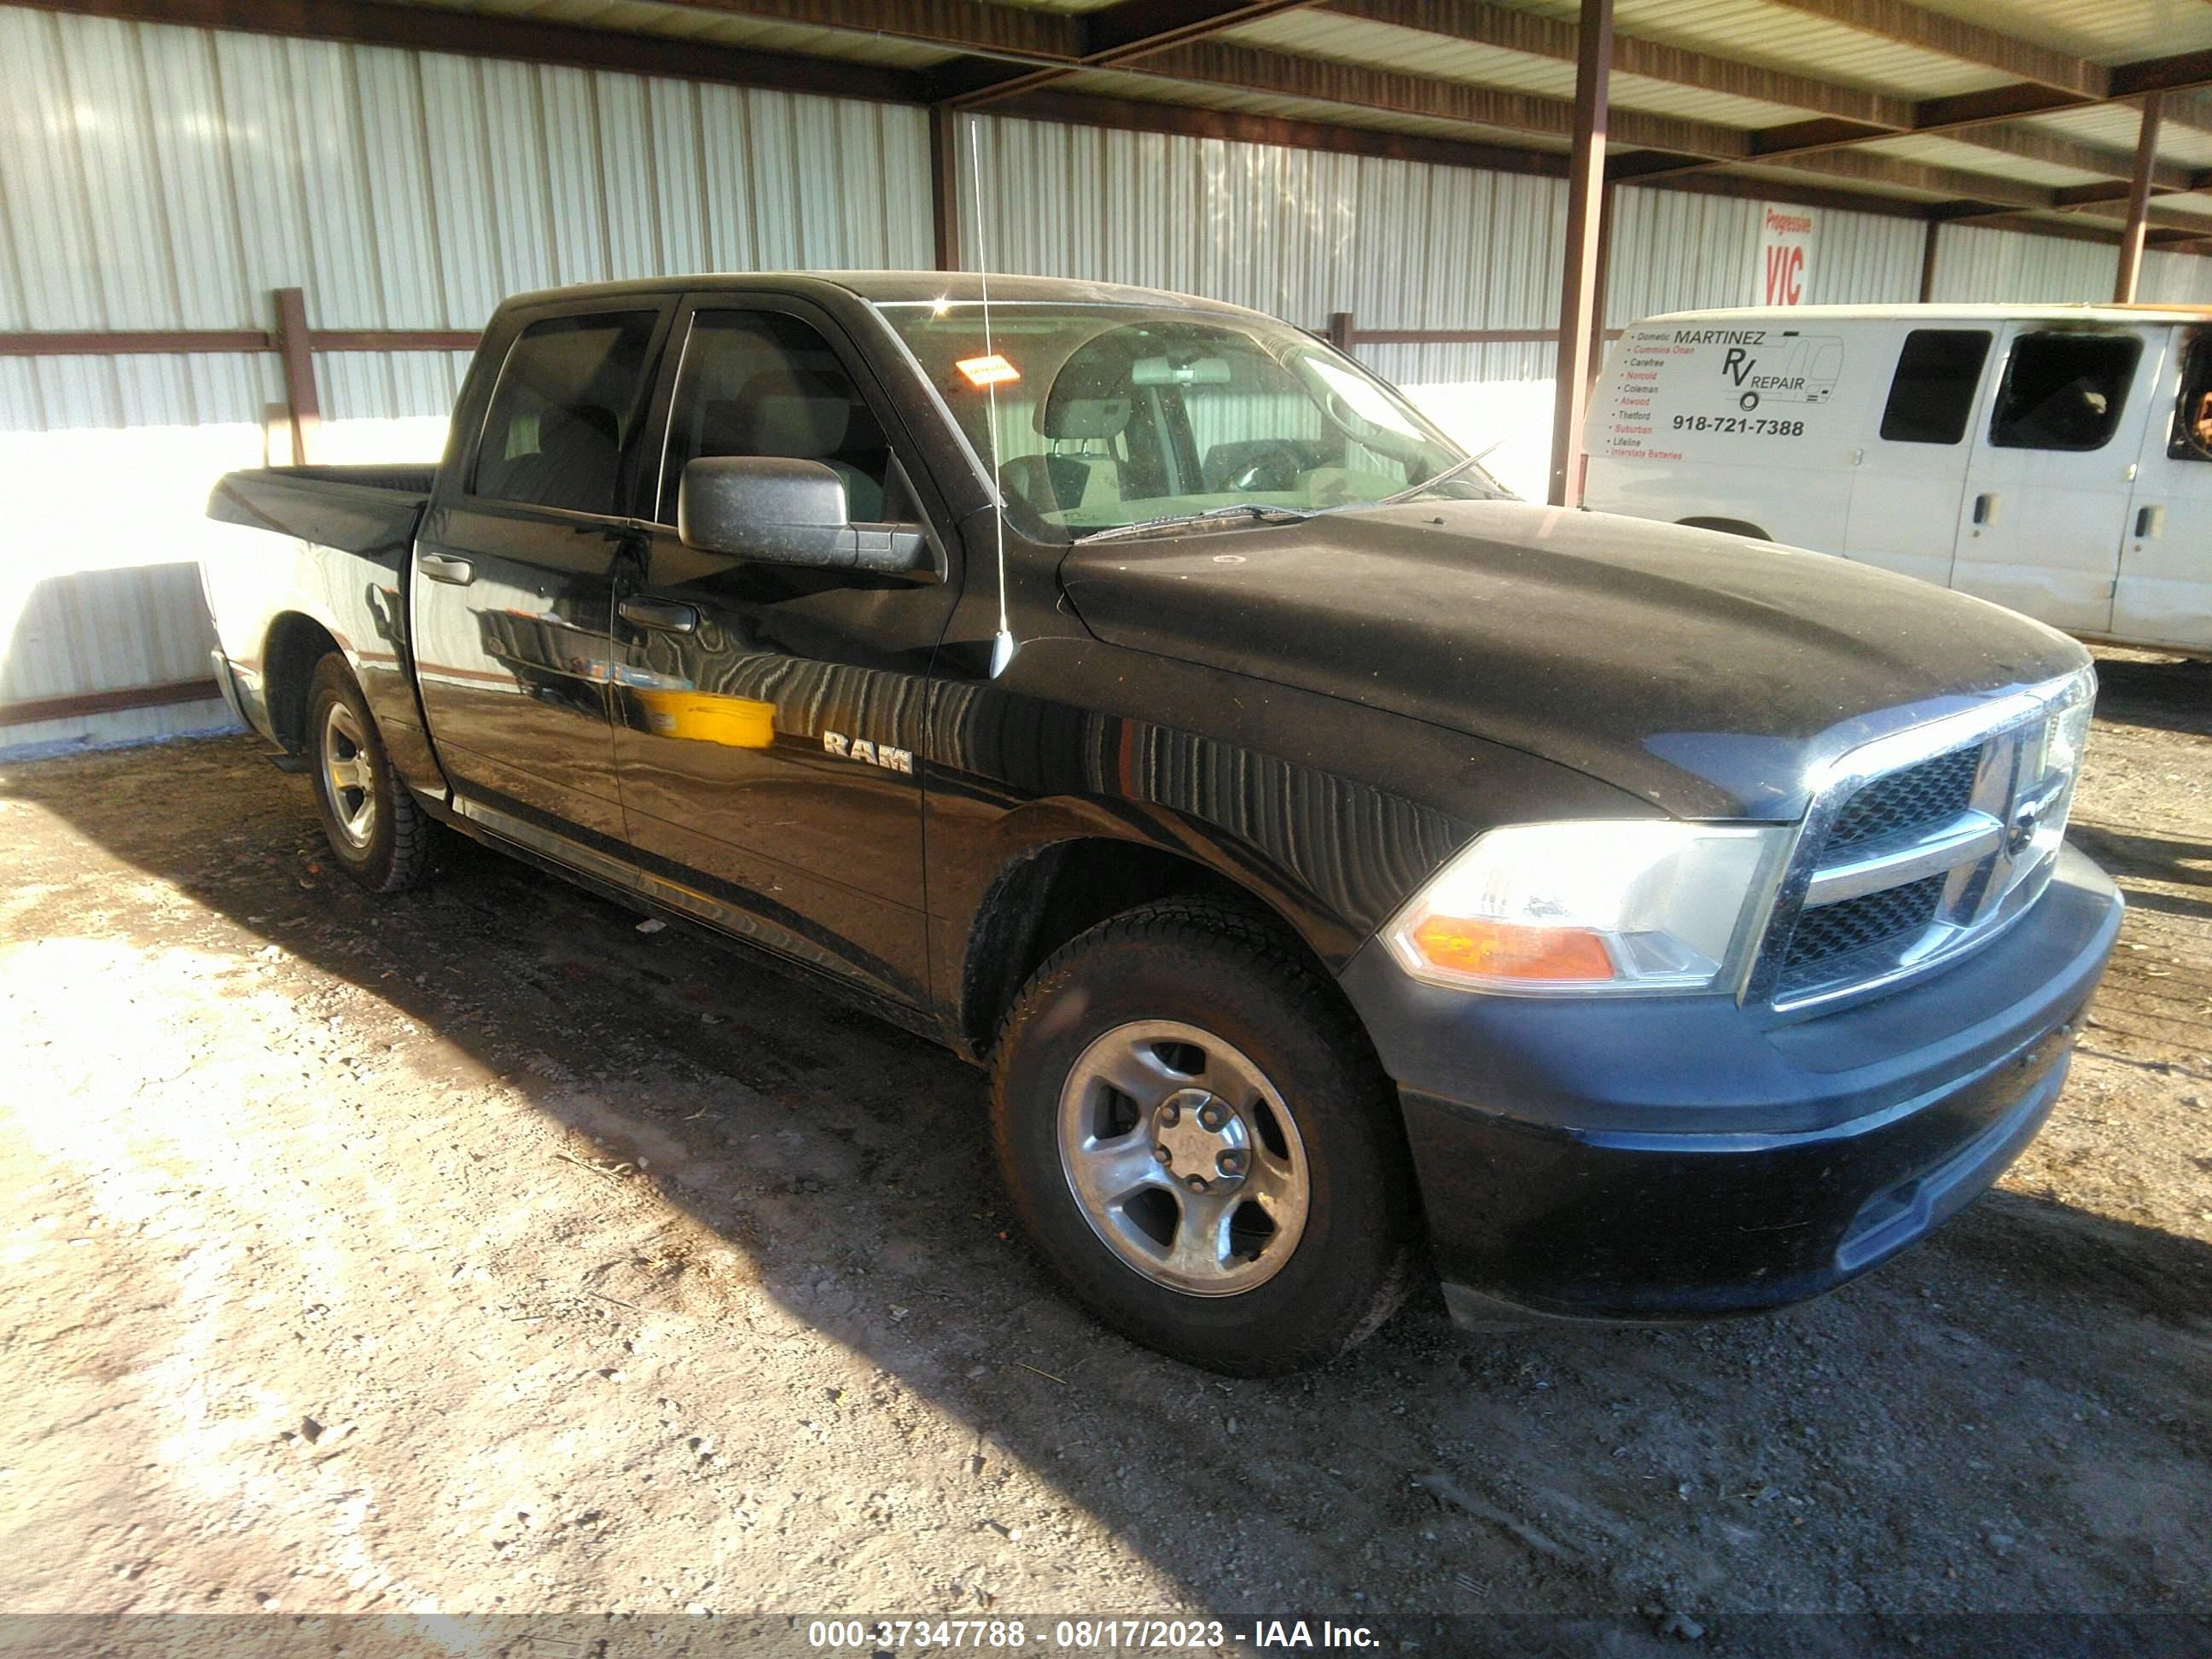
top-left (955, 353), bottom-right (1021, 387)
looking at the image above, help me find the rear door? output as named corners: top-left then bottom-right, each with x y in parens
top-left (411, 299), bottom-right (672, 846)
top-left (1841, 323), bottom-right (1993, 586)
top-left (607, 295), bottom-right (961, 1009)
top-left (2116, 325), bottom-right (2212, 651)
top-left (1950, 323), bottom-right (2163, 634)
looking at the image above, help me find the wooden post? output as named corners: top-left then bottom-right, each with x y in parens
top-left (1918, 218), bottom-right (1941, 302)
top-left (273, 287), bottom-right (320, 465)
top-left (2115, 93), bottom-right (2163, 302)
top-left (1326, 311), bottom-right (1355, 354)
top-left (1547, 0), bottom-right (1611, 508)
top-left (930, 104), bottom-right (962, 272)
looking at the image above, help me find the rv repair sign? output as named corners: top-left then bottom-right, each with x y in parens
top-left (1753, 204), bottom-right (1816, 306)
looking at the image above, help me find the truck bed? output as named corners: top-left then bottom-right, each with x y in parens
top-left (207, 464), bottom-right (435, 560)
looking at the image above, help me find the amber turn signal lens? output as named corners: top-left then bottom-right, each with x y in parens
top-left (1409, 915), bottom-right (1616, 982)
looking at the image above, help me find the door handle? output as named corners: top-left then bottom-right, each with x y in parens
top-left (2135, 504), bottom-right (2166, 538)
top-left (619, 596), bottom-right (700, 633)
top-left (1971, 492), bottom-right (1998, 526)
top-left (417, 552), bottom-right (475, 585)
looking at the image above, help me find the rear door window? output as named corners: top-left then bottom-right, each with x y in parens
top-left (1877, 329), bottom-right (1991, 444)
top-left (472, 311), bottom-right (661, 514)
top-left (1988, 331), bottom-right (2142, 452)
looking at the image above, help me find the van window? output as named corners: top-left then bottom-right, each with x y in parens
top-left (472, 311), bottom-right (660, 514)
top-left (2167, 331), bottom-right (2212, 463)
top-left (1988, 332), bottom-right (2141, 452)
top-left (1877, 329), bottom-right (1990, 444)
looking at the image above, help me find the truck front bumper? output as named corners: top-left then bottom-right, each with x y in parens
top-left (1338, 845), bottom-right (2123, 1324)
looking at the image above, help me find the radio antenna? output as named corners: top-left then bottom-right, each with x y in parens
top-left (969, 118), bottom-right (1017, 679)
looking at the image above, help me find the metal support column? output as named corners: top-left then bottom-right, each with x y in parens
top-left (2115, 93), bottom-right (2163, 302)
top-left (1547, 0), bottom-right (1612, 508)
top-left (930, 104), bottom-right (963, 272)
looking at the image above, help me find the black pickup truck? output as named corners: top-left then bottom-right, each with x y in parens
top-left (201, 272), bottom-right (2122, 1374)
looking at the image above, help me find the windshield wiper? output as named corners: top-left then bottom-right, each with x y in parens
top-left (1071, 502), bottom-right (1318, 545)
top-left (1314, 441), bottom-right (1504, 516)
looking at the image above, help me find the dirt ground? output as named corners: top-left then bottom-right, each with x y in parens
top-left (1, 650), bottom-right (2207, 1653)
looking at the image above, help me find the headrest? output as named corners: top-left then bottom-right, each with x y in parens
top-left (543, 404), bottom-right (618, 446)
top-left (1039, 395), bottom-right (1131, 441)
top-left (696, 399), bottom-right (751, 456)
top-left (734, 369), bottom-right (853, 457)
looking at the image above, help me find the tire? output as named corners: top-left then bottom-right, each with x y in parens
top-left (306, 653), bottom-right (435, 894)
top-left (989, 897), bottom-right (1417, 1376)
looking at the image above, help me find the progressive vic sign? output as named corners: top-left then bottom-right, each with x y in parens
top-left (1755, 204), bottom-right (1816, 306)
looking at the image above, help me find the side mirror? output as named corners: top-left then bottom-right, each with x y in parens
top-left (677, 456), bottom-right (930, 576)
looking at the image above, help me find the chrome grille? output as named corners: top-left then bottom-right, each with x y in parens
top-left (1775, 874), bottom-right (1947, 999)
top-left (1751, 672), bottom-right (2093, 1010)
top-left (1825, 747), bottom-right (1981, 852)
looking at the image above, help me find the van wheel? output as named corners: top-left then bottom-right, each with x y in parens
top-left (989, 898), bottom-right (1417, 1375)
top-left (307, 653), bottom-right (434, 894)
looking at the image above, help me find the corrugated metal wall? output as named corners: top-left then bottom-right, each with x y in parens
top-left (3, 8), bottom-right (2206, 751)
top-left (0, 7), bottom-right (931, 753)
top-left (1927, 222), bottom-right (2212, 306)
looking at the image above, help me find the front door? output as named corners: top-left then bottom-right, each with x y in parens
top-left (1950, 323), bottom-right (2163, 635)
top-left (1842, 324), bottom-right (1994, 587)
top-left (2116, 326), bottom-right (2212, 652)
top-left (411, 302), bottom-right (670, 846)
top-left (608, 300), bottom-right (961, 1008)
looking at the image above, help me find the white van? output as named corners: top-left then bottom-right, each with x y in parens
top-left (1583, 304), bottom-right (2212, 655)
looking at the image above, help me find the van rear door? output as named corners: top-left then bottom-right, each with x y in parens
top-left (1950, 323), bottom-right (2164, 634)
top-left (2116, 324), bottom-right (2212, 652)
top-left (1840, 324), bottom-right (1994, 587)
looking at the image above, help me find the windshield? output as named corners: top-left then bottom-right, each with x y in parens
top-left (876, 300), bottom-right (1511, 541)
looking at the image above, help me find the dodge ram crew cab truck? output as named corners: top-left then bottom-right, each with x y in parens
top-left (201, 272), bottom-right (2123, 1376)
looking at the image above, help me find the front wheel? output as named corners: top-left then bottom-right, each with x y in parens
top-left (307, 653), bottom-right (435, 894)
top-left (990, 898), bottom-right (1417, 1375)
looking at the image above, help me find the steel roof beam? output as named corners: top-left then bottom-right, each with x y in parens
top-left (1322, 0), bottom-right (1916, 128)
top-left (1759, 0), bottom-right (2105, 97)
top-left (17, 0), bottom-right (931, 98)
top-left (1325, 0), bottom-right (2203, 207)
top-left (927, 0), bottom-right (1318, 106)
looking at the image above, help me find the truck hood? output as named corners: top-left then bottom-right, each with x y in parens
top-left (1058, 500), bottom-right (2091, 820)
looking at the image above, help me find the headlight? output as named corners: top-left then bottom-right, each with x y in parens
top-left (1382, 821), bottom-right (1790, 995)
top-left (2046, 682), bottom-right (2094, 781)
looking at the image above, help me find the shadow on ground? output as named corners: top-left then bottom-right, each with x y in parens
top-left (2088, 651), bottom-right (2212, 740)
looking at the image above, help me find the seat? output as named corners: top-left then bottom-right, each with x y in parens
top-left (494, 403), bottom-right (621, 511)
top-left (1026, 393), bottom-right (1131, 515)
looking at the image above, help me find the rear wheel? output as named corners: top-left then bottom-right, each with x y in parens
top-left (307, 653), bottom-right (434, 894)
top-left (990, 898), bottom-right (1416, 1375)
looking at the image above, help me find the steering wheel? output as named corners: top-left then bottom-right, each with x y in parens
top-left (1228, 444), bottom-right (1306, 494)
